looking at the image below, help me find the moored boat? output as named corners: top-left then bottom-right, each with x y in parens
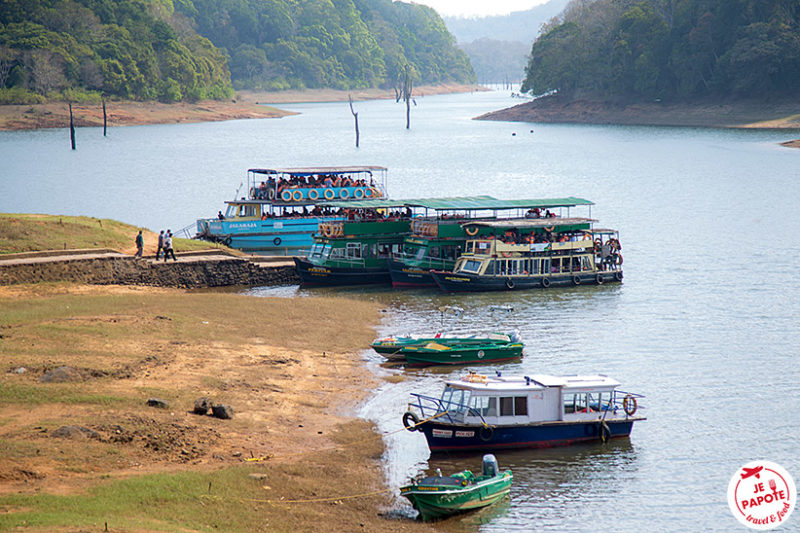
top-left (196, 166), bottom-right (387, 254)
top-left (429, 218), bottom-right (623, 292)
top-left (400, 454), bottom-right (512, 522)
top-left (389, 196), bottom-right (595, 288)
top-left (402, 371), bottom-right (644, 452)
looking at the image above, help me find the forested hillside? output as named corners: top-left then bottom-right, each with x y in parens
top-left (176, 0), bottom-right (474, 91)
top-left (0, 0), bottom-right (474, 104)
top-left (0, 0), bottom-right (233, 103)
top-left (522, 0), bottom-right (800, 100)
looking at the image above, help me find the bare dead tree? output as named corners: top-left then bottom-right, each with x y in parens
top-left (0, 47), bottom-right (14, 89)
top-left (402, 66), bottom-right (413, 130)
top-left (348, 94), bottom-right (359, 148)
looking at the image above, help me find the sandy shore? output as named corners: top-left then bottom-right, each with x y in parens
top-left (0, 84), bottom-right (483, 131)
top-left (0, 283), bottom-right (438, 532)
top-left (478, 95), bottom-right (800, 147)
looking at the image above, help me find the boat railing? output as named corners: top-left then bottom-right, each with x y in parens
top-left (407, 393), bottom-right (489, 426)
top-left (250, 185), bottom-right (385, 203)
top-left (605, 390), bottom-right (645, 419)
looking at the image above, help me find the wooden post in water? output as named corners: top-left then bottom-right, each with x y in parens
top-left (102, 96), bottom-right (107, 137)
top-left (69, 103), bottom-right (76, 150)
top-left (348, 94), bottom-right (359, 148)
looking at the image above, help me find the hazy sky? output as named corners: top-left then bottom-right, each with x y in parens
top-left (410, 0), bottom-right (551, 17)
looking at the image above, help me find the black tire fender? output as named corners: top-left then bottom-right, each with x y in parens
top-left (573, 275), bottom-right (581, 285)
top-left (402, 412), bottom-right (420, 432)
top-left (479, 426), bottom-right (494, 442)
top-left (273, 237), bottom-right (282, 246)
top-left (505, 278), bottom-right (514, 289)
top-left (541, 277), bottom-right (551, 288)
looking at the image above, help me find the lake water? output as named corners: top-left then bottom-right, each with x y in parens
top-left (2, 89), bottom-right (799, 532)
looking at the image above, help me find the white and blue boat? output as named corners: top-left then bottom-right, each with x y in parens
top-left (196, 166), bottom-right (387, 253)
top-left (402, 371), bottom-right (644, 453)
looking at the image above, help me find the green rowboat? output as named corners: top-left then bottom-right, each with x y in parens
top-left (400, 454), bottom-right (512, 522)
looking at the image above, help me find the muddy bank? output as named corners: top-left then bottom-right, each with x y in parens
top-left (0, 84), bottom-right (484, 131)
top-left (477, 95), bottom-right (800, 133)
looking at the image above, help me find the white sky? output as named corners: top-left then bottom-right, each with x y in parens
top-left (410, 0), bottom-right (551, 18)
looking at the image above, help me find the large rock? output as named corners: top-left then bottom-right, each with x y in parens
top-left (211, 404), bottom-right (234, 420)
top-left (193, 397), bottom-right (211, 415)
top-left (39, 366), bottom-right (85, 383)
top-left (146, 398), bottom-right (170, 409)
top-left (51, 425), bottom-right (99, 439)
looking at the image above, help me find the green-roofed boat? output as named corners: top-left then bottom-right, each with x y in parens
top-left (400, 454), bottom-right (512, 522)
top-left (388, 196), bottom-right (595, 288)
top-left (294, 198), bottom-right (413, 286)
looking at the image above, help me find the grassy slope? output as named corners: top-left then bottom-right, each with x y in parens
top-left (0, 213), bottom-right (221, 255)
top-left (0, 287), bottom-right (432, 533)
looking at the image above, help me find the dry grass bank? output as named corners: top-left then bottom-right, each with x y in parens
top-left (0, 213), bottom-right (224, 256)
top-left (0, 284), bottom-right (434, 532)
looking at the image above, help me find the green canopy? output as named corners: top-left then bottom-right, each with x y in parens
top-left (320, 195), bottom-right (593, 210)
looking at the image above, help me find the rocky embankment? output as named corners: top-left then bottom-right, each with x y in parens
top-left (0, 249), bottom-right (297, 288)
top-left (478, 95), bottom-right (800, 132)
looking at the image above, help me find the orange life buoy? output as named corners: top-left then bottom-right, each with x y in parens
top-left (292, 190), bottom-right (303, 202)
top-left (281, 190), bottom-right (293, 202)
top-left (364, 188), bottom-right (373, 198)
top-left (370, 187), bottom-right (382, 198)
top-left (354, 188), bottom-right (365, 199)
top-left (465, 226), bottom-right (479, 236)
top-left (339, 188), bottom-right (350, 199)
top-left (583, 232), bottom-right (592, 240)
top-left (308, 189), bottom-right (319, 201)
top-left (324, 188), bottom-right (335, 200)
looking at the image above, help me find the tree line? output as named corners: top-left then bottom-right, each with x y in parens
top-left (521, 0), bottom-right (800, 100)
top-left (0, 0), bottom-right (475, 104)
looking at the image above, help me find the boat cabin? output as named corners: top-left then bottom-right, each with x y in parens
top-left (246, 166), bottom-right (387, 205)
top-left (414, 373), bottom-right (638, 425)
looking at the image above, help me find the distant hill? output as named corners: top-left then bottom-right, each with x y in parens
top-left (444, 0), bottom-right (569, 83)
top-left (444, 0), bottom-right (570, 44)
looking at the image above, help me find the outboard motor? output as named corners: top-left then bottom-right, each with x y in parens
top-left (482, 454), bottom-right (499, 477)
top-left (509, 329), bottom-right (521, 343)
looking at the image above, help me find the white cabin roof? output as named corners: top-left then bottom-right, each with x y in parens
top-left (445, 373), bottom-right (621, 393)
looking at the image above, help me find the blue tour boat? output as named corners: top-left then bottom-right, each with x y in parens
top-left (402, 371), bottom-right (644, 452)
top-left (196, 166), bottom-right (387, 253)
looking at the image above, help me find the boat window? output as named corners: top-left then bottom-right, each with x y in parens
top-left (377, 243), bottom-right (391, 258)
top-left (581, 255), bottom-right (592, 270)
top-left (460, 259), bottom-right (482, 273)
top-left (509, 260), bottom-right (518, 276)
top-left (414, 246), bottom-right (426, 260)
top-left (499, 396), bottom-right (528, 416)
top-left (329, 246), bottom-right (344, 259)
top-left (310, 243), bottom-right (324, 258)
top-left (244, 205), bottom-right (258, 217)
top-left (466, 242), bottom-right (474, 254)
top-left (440, 387), bottom-right (470, 413)
top-left (485, 260), bottom-right (496, 275)
top-left (391, 244), bottom-right (403, 254)
top-left (542, 258), bottom-right (550, 274)
top-left (429, 247), bottom-right (440, 258)
top-left (345, 243), bottom-right (362, 259)
top-left (443, 245), bottom-right (460, 260)
top-left (476, 241), bottom-right (491, 253)
top-left (563, 392), bottom-right (588, 414)
top-left (469, 396), bottom-right (496, 417)
top-left (224, 206), bottom-right (236, 218)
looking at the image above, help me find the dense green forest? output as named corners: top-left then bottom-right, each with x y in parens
top-left (521, 0), bottom-right (800, 100)
top-left (0, 0), bottom-right (233, 103)
top-left (175, 0), bottom-right (474, 91)
top-left (0, 0), bottom-right (474, 104)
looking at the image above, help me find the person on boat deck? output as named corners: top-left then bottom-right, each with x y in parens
top-left (218, 211), bottom-right (225, 220)
top-left (323, 175), bottom-right (333, 187)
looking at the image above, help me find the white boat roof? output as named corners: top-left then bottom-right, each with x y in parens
top-left (446, 373), bottom-right (621, 392)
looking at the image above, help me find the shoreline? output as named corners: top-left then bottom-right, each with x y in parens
top-left (0, 282), bottom-right (436, 531)
top-left (0, 83), bottom-right (484, 131)
top-left (477, 95), bottom-right (800, 146)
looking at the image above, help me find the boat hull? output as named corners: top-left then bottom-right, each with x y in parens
top-left (417, 418), bottom-right (641, 452)
top-left (401, 472), bottom-right (512, 522)
top-left (294, 257), bottom-right (391, 286)
top-left (388, 259), bottom-right (438, 288)
top-left (197, 217), bottom-right (342, 253)
top-left (430, 270), bottom-right (622, 292)
top-left (402, 344), bottom-right (523, 366)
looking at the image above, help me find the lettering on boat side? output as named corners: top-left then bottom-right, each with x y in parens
top-left (309, 267), bottom-right (329, 274)
top-left (432, 429), bottom-right (453, 438)
top-left (232, 222), bottom-right (257, 228)
top-left (455, 431), bottom-right (475, 438)
top-left (444, 277), bottom-right (470, 282)
top-left (727, 461), bottom-right (796, 530)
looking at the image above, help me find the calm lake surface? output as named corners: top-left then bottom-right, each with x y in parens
top-left (2, 89), bottom-right (799, 531)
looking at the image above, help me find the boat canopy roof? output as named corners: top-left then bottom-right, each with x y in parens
top-left (463, 217), bottom-right (596, 229)
top-left (445, 373), bottom-right (621, 392)
top-left (320, 195), bottom-right (593, 211)
top-left (248, 166), bottom-right (387, 176)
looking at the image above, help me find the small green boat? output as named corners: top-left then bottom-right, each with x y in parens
top-left (400, 454), bottom-right (512, 522)
top-left (371, 305), bottom-right (524, 365)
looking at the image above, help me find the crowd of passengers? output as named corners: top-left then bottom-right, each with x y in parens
top-left (220, 206), bottom-right (412, 220)
top-left (525, 208), bottom-right (558, 218)
top-left (252, 174), bottom-right (377, 198)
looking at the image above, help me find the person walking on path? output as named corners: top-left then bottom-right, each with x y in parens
top-left (156, 230), bottom-right (164, 259)
top-left (134, 230), bottom-right (144, 259)
top-left (163, 230), bottom-right (176, 262)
